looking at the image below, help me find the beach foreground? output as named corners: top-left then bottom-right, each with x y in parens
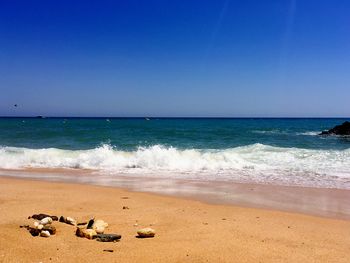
top-left (0, 177), bottom-right (349, 263)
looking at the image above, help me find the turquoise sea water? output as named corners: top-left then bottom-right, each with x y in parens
top-left (0, 118), bottom-right (350, 188)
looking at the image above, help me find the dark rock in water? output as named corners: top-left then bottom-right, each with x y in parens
top-left (320, 121), bottom-right (350, 135)
top-left (93, 234), bottom-right (122, 242)
top-left (28, 214), bottom-right (58, 221)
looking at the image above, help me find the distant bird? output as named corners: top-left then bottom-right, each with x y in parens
top-left (14, 104), bottom-right (18, 107)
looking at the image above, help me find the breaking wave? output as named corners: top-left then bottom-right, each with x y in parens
top-left (0, 144), bottom-right (350, 188)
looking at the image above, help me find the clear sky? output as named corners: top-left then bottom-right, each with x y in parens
top-left (0, 0), bottom-right (349, 117)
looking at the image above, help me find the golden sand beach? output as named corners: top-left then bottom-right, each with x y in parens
top-left (0, 176), bottom-right (349, 263)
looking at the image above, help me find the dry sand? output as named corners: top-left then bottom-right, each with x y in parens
top-left (0, 176), bottom-right (349, 263)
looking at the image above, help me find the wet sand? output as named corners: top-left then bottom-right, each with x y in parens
top-left (0, 176), bottom-right (350, 263)
top-left (1, 168), bottom-right (350, 220)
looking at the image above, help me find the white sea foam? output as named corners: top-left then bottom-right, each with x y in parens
top-left (252, 130), bottom-right (286, 135)
top-left (296, 131), bottom-right (320, 136)
top-left (0, 144), bottom-right (349, 188)
top-left (253, 130), bottom-right (320, 136)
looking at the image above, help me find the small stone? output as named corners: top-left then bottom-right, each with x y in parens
top-left (29, 228), bottom-right (41, 237)
top-left (93, 234), bottom-right (121, 242)
top-left (94, 226), bottom-right (105, 234)
top-left (87, 218), bottom-right (94, 229)
top-left (103, 249), bottom-right (114, 253)
top-left (83, 229), bottom-right (97, 239)
top-left (43, 225), bottom-right (56, 235)
top-left (133, 223), bottom-right (138, 227)
top-left (40, 217), bottom-right (53, 225)
top-left (40, 230), bottom-right (51, 238)
top-left (66, 217), bottom-right (77, 226)
top-left (92, 220), bottom-right (108, 234)
top-left (29, 214), bottom-right (58, 221)
top-left (137, 228), bottom-right (155, 238)
top-left (59, 216), bottom-right (76, 226)
top-left (123, 206), bottom-right (129, 209)
top-left (75, 227), bottom-right (85, 238)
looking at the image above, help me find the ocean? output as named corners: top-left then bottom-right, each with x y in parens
top-left (0, 118), bottom-right (349, 189)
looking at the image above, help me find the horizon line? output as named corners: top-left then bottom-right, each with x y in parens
top-left (0, 116), bottom-right (349, 119)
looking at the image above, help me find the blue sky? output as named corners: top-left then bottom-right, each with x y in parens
top-left (0, 0), bottom-right (349, 117)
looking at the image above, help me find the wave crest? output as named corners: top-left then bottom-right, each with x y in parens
top-left (1, 144), bottom-right (350, 188)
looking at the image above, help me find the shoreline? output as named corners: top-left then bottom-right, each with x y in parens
top-left (0, 176), bottom-right (350, 262)
top-left (1, 169), bottom-right (350, 220)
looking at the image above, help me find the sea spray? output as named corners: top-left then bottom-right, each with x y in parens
top-left (0, 144), bottom-right (350, 189)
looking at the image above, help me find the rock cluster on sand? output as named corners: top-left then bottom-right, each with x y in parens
top-left (22, 212), bottom-right (155, 243)
top-left (75, 218), bottom-right (121, 242)
top-left (22, 214), bottom-right (58, 238)
top-left (320, 121), bottom-right (350, 135)
top-left (28, 213), bottom-right (58, 221)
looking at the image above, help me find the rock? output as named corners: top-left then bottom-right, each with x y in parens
top-left (29, 228), bottom-right (41, 237)
top-left (123, 206), bottom-right (129, 209)
top-left (92, 234), bottom-right (122, 242)
top-left (33, 221), bottom-right (44, 230)
top-left (76, 228), bottom-right (97, 239)
top-left (84, 229), bottom-right (97, 239)
top-left (75, 227), bottom-right (85, 238)
top-left (92, 220), bottom-right (108, 234)
top-left (103, 249), bottom-right (114, 253)
top-left (66, 217), bottom-right (77, 226)
top-left (320, 121), bottom-right (350, 136)
top-left (137, 228), bottom-right (155, 238)
top-left (28, 214), bottom-right (58, 221)
top-left (86, 218), bottom-right (94, 229)
top-left (40, 217), bottom-right (53, 225)
top-left (59, 216), bottom-right (76, 226)
top-left (42, 225), bottom-right (56, 235)
top-left (94, 226), bottom-right (105, 234)
top-left (40, 230), bottom-right (51, 238)
top-left (94, 219), bottom-right (108, 228)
